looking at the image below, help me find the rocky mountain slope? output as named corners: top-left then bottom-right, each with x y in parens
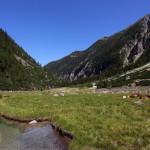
top-left (45, 14), bottom-right (150, 81)
top-left (0, 29), bottom-right (58, 90)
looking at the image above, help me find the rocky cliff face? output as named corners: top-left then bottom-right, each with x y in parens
top-left (45, 14), bottom-right (150, 80)
top-left (122, 14), bottom-right (150, 66)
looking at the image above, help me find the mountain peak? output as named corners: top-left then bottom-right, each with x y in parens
top-left (143, 14), bottom-right (150, 20)
top-left (45, 14), bottom-right (150, 81)
top-left (139, 13), bottom-right (150, 26)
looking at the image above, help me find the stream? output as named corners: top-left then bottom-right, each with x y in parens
top-left (0, 118), bottom-right (68, 150)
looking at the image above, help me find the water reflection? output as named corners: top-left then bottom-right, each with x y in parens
top-left (0, 119), bottom-right (21, 150)
top-left (0, 119), bottom-right (68, 150)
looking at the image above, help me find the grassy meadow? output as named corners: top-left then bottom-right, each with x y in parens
top-left (0, 88), bottom-right (150, 150)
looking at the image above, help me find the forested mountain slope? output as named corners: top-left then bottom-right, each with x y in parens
top-left (0, 29), bottom-right (58, 90)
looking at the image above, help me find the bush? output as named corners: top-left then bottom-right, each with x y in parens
top-left (136, 80), bottom-right (150, 86)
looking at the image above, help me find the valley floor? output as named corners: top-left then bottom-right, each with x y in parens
top-left (0, 87), bottom-right (150, 149)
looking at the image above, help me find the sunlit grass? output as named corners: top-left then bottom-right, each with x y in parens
top-left (0, 89), bottom-right (150, 149)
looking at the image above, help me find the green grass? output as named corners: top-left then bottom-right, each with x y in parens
top-left (0, 89), bottom-right (150, 149)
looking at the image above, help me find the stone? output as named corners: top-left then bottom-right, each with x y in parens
top-left (92, 86), bottom-right (97, 90)
top-left (122, 96), bottom-right (127, 99)
top-left (125, 76), bottom-right (130, 80)
top-left (134, 101), bottom-right (144, 105)
top-left (59, 93), bottom-right (65, 96)
top-left (29, 120), bottom-right (37, 125)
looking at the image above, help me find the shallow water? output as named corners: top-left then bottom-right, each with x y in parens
top-left (0, 119), bottom-right (68, 150)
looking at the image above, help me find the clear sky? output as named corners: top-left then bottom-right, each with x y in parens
top-left (0, 0), bottom-right (150, 66)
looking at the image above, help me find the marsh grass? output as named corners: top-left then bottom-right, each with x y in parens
top-left (0, 90), bottom-right (149, 149)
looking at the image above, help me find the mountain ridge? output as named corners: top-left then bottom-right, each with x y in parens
top-left (45, 14), bottom-right (150, 83)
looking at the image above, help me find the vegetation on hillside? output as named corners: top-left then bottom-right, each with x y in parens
top-left (0, 29), bottom-right (59, 90)
top-left (45, 22), bottom-right (144, 76)
top-left (57, 68), bottom-right (150, 88)
top-left (1, 13), bottom-right (150, 90)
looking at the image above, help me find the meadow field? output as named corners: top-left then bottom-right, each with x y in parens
top-left (0, 88), bottom-right (150, 150)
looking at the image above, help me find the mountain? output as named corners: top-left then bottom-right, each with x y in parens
top-left (0, 29), bottom-right (58, 90)
top-left (45, 14), bottom-right (150, 83)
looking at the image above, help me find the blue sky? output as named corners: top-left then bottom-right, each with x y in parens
top-left (0, 0), bottom-right (150, 66)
